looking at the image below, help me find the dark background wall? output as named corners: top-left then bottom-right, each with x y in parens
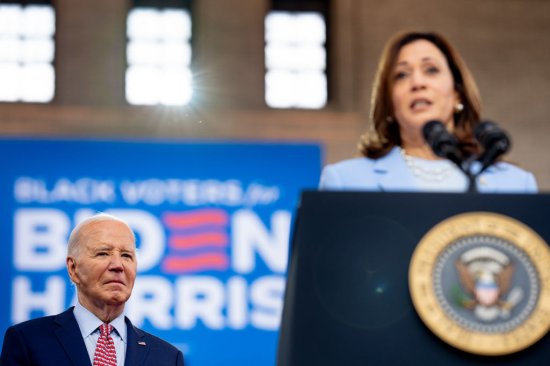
top-left (1, 0), bottom-right (548, 189)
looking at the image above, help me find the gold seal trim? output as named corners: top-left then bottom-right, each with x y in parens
top-left (409, 212), bottom-right (550, 356)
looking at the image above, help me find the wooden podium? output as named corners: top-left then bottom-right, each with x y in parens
top-left (277, 191), bottom-right (550, 365)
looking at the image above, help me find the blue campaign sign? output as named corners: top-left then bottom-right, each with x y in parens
top-left (0, 138), bottom-right (321, 366)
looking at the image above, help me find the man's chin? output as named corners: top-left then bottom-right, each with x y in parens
top-left (104, 292), bottom-right (131, 306)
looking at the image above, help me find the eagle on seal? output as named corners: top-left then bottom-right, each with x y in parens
top-left (454, 246), bottom-right (521, 321)
top-left (455, 260), bottom-right (514, 308)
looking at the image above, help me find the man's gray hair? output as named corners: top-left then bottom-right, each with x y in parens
top-left (67, 213), bottom-right (135, 258)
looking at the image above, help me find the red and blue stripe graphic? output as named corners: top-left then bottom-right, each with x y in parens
top-left (161, 208), bottom-right (230, 273)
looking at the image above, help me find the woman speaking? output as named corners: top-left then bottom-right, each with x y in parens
top-left (319, 31), bottom-right (537, 193)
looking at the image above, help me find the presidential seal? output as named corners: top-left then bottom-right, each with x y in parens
top-left (409, 212), bottom-right (550, 356)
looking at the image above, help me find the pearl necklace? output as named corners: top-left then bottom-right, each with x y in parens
top-left (399, 147), bottom-right (453, 182)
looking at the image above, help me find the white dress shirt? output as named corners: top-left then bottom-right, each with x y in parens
top-left (73, 301), bottom-right (127, 366)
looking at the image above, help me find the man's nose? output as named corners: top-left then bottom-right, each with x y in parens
top-left (109, 254), bottom-right (124, 271)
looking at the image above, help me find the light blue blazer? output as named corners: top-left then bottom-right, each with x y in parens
top-left (319, 147), bottom-right (538, 193)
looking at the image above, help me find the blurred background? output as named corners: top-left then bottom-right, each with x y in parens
top-left (1, 1), bottom-right (550, 365)
top-left (0, 0), bottom-right (548, 189)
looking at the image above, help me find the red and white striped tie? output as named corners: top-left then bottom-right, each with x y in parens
top-left (93, 323), bottom-right (117, 366)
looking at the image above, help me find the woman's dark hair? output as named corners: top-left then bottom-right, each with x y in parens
top-left (359, 31), bottom-right (482, 158)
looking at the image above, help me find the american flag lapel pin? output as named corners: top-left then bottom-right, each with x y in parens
top-left (138, 341), bottom-right (147, 346)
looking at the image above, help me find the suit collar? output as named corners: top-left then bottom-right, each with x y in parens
top-left (124, 316), bottom-right (149, 366)
top-left (53, 308), bottom-right (152, 366)
top-left (73, 301), bottom-right (128, 344)
top-left (373, 147), bottom-right (417, 191)
top-left (54, 307), bottom-right (92, 366)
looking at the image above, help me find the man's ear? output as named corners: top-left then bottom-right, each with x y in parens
top-left (67, 257), bottom-right (80, 285)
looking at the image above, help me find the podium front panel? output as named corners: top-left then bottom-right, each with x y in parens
top-left (277, 191), bottom-right (550, 366)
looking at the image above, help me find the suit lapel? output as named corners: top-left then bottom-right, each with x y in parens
top-left (124, 317), bottom-right (149, 366)
top-left (374, 147), bottom-right (417, 191)
top-left (54, 308), bottom-right (93, 366)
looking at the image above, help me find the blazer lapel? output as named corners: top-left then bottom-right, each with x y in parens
top-left (374, 147), bottom-right (417, 191)
top-left (125, 317), bottom-right (149, 366)
top-left (475, 165), bottom-right (502, 193)
top-left (54, 307), bottom-right (93, 366)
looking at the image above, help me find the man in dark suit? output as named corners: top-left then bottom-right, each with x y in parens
top-left (0, 213), bottom-right (184, 366)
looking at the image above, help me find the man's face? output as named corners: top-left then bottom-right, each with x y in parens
top-left (67, 220), bottom-right (137, 309)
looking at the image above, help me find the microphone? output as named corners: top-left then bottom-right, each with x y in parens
top-left (474, 121), bottom-right (511, 171)
top-left (422, 120), bottom-right (463, 167)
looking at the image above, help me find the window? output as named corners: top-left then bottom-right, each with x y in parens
top-left (126, 1), bottom-right (192, 106)
top-left (0, 1), bottom-right (55, 103)
top-left (265, 1), bottom-right (328, 109)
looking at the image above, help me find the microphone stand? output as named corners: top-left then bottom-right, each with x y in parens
top-left (466, 173), bottom-right (478, 193)
top-left (461, 158), bottom-right (478, 193)
top-left (448, 156), bottom-right (478, 193)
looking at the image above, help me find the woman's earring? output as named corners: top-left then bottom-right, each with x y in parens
top-left (386, 116), bottom-right (395, 123)
top-left (454, 102), bottom-right (464, 113)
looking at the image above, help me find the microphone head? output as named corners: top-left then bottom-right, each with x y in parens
top-left (422, 120), bottom-right (445, 147)
top-left (422, 120), bottom-right (460, 159)
top-left (474, 121), bottom-right (511, 154)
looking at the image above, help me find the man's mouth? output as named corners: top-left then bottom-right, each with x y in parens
top-left (105, 280), bottom-right (125, 286)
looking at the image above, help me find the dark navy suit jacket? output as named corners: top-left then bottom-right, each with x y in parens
top-left (0, 307), bottom-right (184, 366)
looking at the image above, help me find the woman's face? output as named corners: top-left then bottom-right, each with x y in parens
top-left (391, 39), bottom-right (459, 143)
